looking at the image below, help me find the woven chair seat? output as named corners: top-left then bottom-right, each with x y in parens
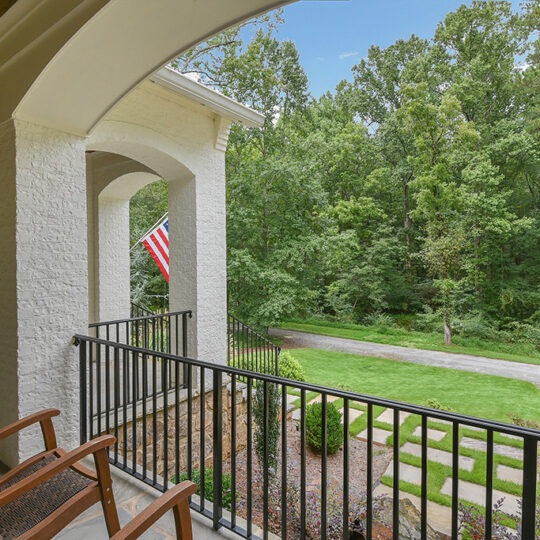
top-left (0, 455), bottom-right (93, 539)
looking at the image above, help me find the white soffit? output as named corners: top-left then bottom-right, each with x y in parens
top-left (9, 0), bottom-right (290, 135)
top-left (150, 68), bottom-right (264, 128)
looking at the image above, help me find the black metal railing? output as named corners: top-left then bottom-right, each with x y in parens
top-left (75, 335), bottom-right (539, 539)
top-left (89, 309), bottom-right (192, 354)
top-left (228, 314), bottom-right (280, 376)
top-left (88, 310), bottom-right (191, 402)
top-left (130, 301), bottom-right (156, 319)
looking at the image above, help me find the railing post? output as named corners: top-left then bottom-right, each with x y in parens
top-left (213, 370), bottom-right (223, 529)
top-left (78, 339), bottom-right (87, 444)
top-left (522, 436), bottom-right (538, 537)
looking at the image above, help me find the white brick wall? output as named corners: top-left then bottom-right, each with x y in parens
top-left (0, 119), bottom-right (87, 465)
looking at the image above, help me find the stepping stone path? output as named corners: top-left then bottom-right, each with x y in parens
top-left (286, 391), bottom-right (524, 536)
top-left (496, 464), bottom-right (523, 485)
top-left (460, 436), bottom-right (523, 460)
top-left (377, 409), bottom-right (410, 425)
top-left (440, 478), bottom-right (520, 515)
top-left (412, 426), bottom-right (447, 441)
top-left (400, 442), bottom-right (475, 472)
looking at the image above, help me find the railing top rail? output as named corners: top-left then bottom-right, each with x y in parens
top-left (228, 314), bottom-right (279, 347)
top-left (74, 333), bottom-right (540, 439)
top-left (89, 310), bottom-right (193, 327)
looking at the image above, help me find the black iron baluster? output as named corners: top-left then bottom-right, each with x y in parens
top-left (200, 366), bottom-right (206, 510)
top-left (522, 436), bottom-right (538, 538)
top-left (366, 403), bottom-right (373, 538)
top-left (79, 340), bottom-right (87, 444)
top-left (451, 422), bottom-right (459, 539)
top-left (89, 341), bottom-right (94, 440)
top-left (321, 394), bottom-right (328, 540)
top-left (175, 357), bottom-right (180, 485)
top-left (300, 389), bottom-right (306, 540)
top-left (142, 352), bottom-right (148, 479)
top-left (343, 398), bottom-right (349, 540)
top-left (96, 343), bottom-right (102, 436)
top-left (421, 415), bottom-right (427, 540)
top-left (105, 328), bottom-right (110, 439)
top-left (485, 429), bottom-right (493, 540)
top-left (132, 349), bottom-right (137, 473)
top-left (163, 353), bottom-right (168, 490)
top-left (187, 364), bottom-right (193, 481)
top-left (231, 374), bottom-right (237, 529)
top-left (393, 408), bottom-right (400, 539)
top-left (247, 377), bottom-right (253, 537)
top-left (114, 347), bottom-right (120, 462)
top-left (152, 353), bottom-right (157, 485)
top-left (213, 371), bottom-right (223, 530)
top-left (182, 313), bottom-right (188, 384)
top-left (121, 347), bottom-right (127, 469)
top-left (281, 383), bottom-right (288, 539)
top-left (263, 380), bottom-right (269, 539)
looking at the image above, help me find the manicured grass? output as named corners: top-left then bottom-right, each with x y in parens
top-left (280, 319), bottom-right (540, 365)
top-left (289, 348), bottom-right (540, 423)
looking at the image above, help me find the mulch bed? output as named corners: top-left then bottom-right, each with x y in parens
top-left (222, 420), bottom-right (393, 537)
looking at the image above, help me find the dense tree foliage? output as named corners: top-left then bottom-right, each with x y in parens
top-left (131, 1), bottom-right (539, 346)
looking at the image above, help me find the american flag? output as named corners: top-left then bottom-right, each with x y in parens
top-left (142, 218), bottom-right (169, 282)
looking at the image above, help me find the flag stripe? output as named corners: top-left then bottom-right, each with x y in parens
top-left (142, 219), bottom-right (170, 282)
top-left (143, 238), bottom-right (169, 282)
top-left (157, 227), bottom-right (169, 248)
top-left (150, 232), bottom-right (169, 265)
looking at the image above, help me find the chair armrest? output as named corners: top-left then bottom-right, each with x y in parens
top-left (110, 481), bottom-right (197, 540)
top-left (0, 434), bottom-right (115, 507)
top-left (0, 409), bottom-right (60, 450)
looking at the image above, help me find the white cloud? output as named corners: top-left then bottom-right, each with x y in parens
top-left (316, 56), bottom-right (325, 62)
top-left (339, 51), bottom-right (359, 60)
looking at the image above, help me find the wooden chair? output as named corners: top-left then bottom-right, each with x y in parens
top-left (0, 409), bottom-right (197, 539)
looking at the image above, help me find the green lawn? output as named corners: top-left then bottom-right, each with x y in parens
top-left (279, 319), bottom-right (540, 365)
top-left (289, 348), bottom-right (540, 423)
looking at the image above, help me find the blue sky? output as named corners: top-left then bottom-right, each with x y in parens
top-left (275, 0), bottom-right (524, 98)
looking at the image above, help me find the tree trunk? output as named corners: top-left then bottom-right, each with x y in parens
top-left (444, 318), bottom-right (452, 346)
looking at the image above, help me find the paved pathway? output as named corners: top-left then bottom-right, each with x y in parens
top-left (270, 328), bottom-right (540, 384)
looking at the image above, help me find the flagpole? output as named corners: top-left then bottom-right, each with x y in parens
top-left (130, 211), bottom-right (169, 252)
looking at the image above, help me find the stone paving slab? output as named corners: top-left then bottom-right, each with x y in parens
top-left (358, 426), bottom-right (392, 445)
top-left (460, 436), bottom-right (523, 460)
top-left (377, 409), bottom-right (411, 425)
top-left (339, 407), bottom-right (364, 422)
top-left (400, 442), bottom-right (475, 472)
top-left (412, 426), bottom-right (447, 441)
top-left (496, 464), bottom-right (523, 485)
top-left (383, 461), bottom-right (423, 484)
top-left (440, 478), bottom-right (520, 515)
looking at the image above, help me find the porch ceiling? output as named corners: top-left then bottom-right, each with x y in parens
top-left (0, 0), bottom-right (292, 136)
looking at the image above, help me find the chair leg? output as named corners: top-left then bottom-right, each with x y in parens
top-left (173, 499), bottom-right (193, 540)
top-left (93, 448), bottom-right (121, 537)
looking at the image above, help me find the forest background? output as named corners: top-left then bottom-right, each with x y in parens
top-left (130, 0), bottom-right (539, 348)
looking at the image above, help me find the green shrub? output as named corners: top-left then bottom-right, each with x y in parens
top-left (362, 312), bottom-right (396, 328)
top-left (278, 350), bottom-right (305, 381)
top-left (306, 401), bottom-right (343, 455)
top-left (174, 468), bottom-right (232, 509)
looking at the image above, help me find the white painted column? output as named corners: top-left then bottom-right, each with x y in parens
top-left (97, 196), bottom-right (131, 323)
top-left (0, 119), bottom-right (87, 466)
top-left (168, 156), bottom-right (228, 366)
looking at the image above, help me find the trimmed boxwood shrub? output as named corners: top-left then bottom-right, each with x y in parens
top-left (306, 401), bottom-right (343, 455)
top-left (278, 350), bottom-right (305, 381)
top-left (175, 468), bottom-right (232, 510)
